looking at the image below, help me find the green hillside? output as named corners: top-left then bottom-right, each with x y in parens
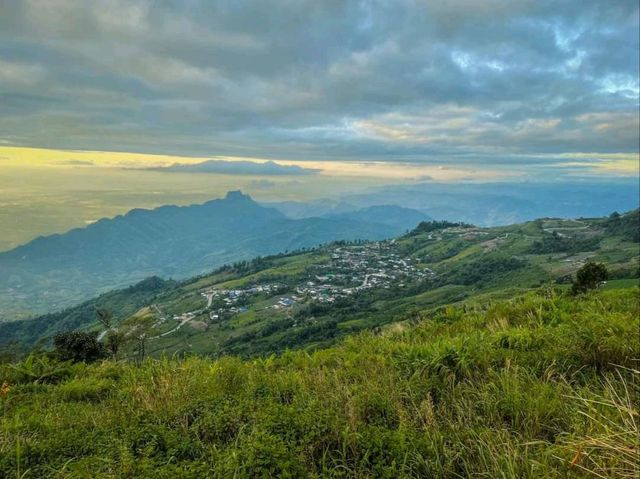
top-left (1, 210), bottom-right (638, 360)
top-left (1, 287), bottom-right (638, 477)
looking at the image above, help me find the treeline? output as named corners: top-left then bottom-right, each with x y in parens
top-left (406, 220), bottom-right (474, 236)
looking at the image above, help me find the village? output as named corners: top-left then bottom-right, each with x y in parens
top-left (192, 240), bottom-right (435, 323)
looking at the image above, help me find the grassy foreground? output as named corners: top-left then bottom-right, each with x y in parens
top-left (1, 288), bottom-right (639, 478)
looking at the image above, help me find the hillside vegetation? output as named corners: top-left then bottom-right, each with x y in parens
top-left (2, 210), bottom-right (637, 360)
top-left (1, 288), bottom-right (638, 478)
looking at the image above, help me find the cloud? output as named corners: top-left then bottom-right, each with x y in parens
top-left (0, 0), bottom-right (637, 177)
top-left (63, 159), bottom-right (95, 166)
top-left (147, 159), bottom-right (319, 176)
top-left (0, 59), bottom-right (46, 86)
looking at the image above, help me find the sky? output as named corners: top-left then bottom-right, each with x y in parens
top-left (0, 0), bottom-right (638, 250)
top-left (0, 0), bottom-right (638, 174)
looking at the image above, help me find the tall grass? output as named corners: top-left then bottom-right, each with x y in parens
top-left (557, 367), bottom-right (639, 478)
top-left (0, 288), bottom-right (638, 478)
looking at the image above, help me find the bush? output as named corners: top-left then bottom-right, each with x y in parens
top-left (54, 330), bottom-right (107, 363)
top-left (7, 354), bottom-right (74, 384)
top-left (572, 262), bottom-right (608, 295)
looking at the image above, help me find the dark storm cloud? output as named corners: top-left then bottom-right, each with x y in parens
top-left (0, 0), bottom-right (637, 168)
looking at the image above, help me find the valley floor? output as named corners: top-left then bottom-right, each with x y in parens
top-left (1, 287), bottom-right (638, 478)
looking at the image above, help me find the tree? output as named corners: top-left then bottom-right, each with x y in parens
top-left (571, 262), bottom-right (608, 295)
top-left (96, 308), bottom-right (124, 360)
top-left (134, 333), bottom-right (147, 367)
top-left (105, 330), bottom-right (125, 361)
top-left (53, 331), bottom-right (107, 363)
top-left (96, 308), bottom-right (113, 329)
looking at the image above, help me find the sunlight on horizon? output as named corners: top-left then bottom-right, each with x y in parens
top-left (0, 145), bottom-right (515, 181)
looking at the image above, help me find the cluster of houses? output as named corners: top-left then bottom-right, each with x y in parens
top-left (147, 240), bottom-right (440, 336)
top-left (191, 241), bottom-right (435, 321)
top-left (293, 242), bottom-right (434, 302)
top-left (272, 296), bottom-right (296, 309)
top-left (201, 283), bottom-right (283, 320)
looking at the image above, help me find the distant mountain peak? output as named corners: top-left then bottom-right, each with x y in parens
top-left (225, 190), bottom-right (252, 201)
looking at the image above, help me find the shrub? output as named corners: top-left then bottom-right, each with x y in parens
top-left (8, 354), bottom-right (74, 384)
top-left (54, 330), bottom-right (107, 363)
top-left (571, 262), bottom-right (608, 295)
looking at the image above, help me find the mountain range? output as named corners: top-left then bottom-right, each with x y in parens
top-left (0, 191), bottom-right (429, 321)
top-left (267, 179), bottom-right (640, 226)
